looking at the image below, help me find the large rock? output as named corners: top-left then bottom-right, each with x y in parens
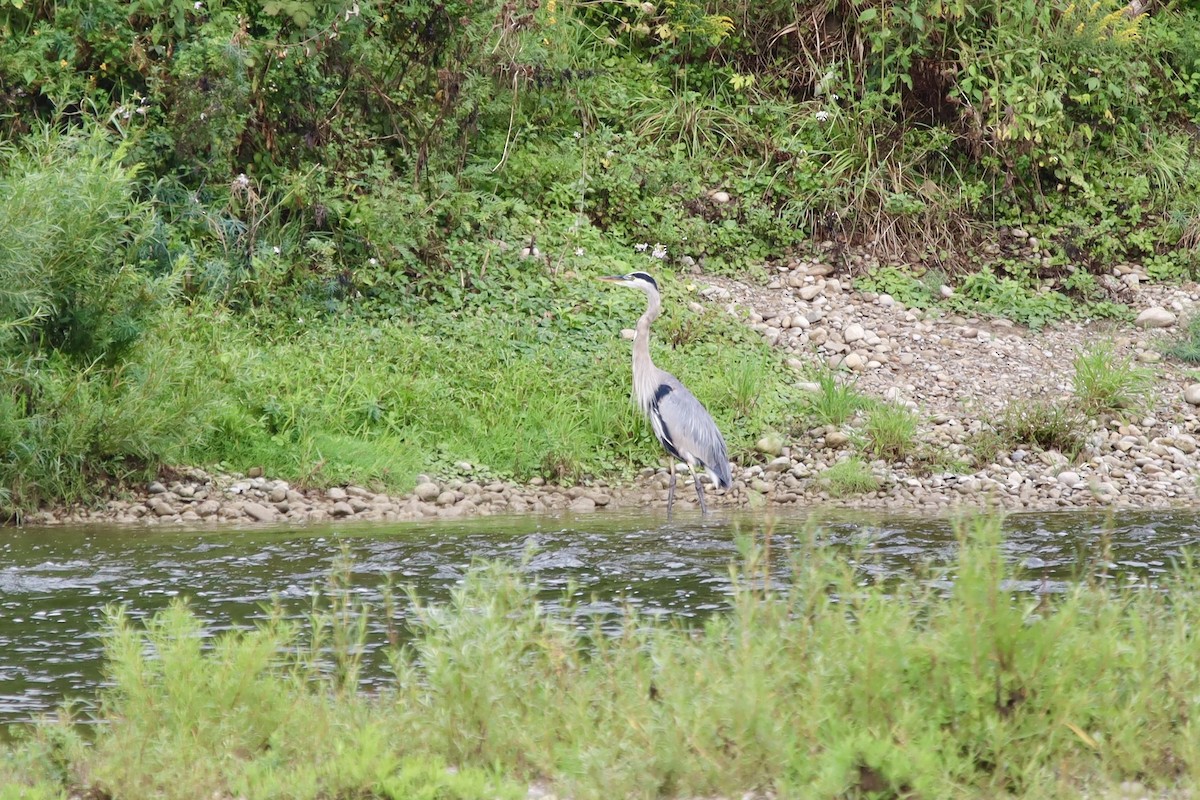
top-left (148, 498), bottom-right (176, 517)
top-left (1057, 471), bottom-right (1080, 489)
top-left (1134, 307), bottom-right (1176, 328)
top-left (243, 502), bottom-right (276, 522)
top-left (764, 456), bottom-right (792, 473)
top-left (825, 431), bottom-right (850, 448)
top-left (569, 496), bottom-right (596, 512)
top-left (413, 481), bottom-right (440, 501)
top-left (756, 433), bottom-right (784, 456)
top-left (196, 500), bottom-right (221, 517)
top-left (843, 352), bottom-right (867, 371)
top-left (1185, 384), bottom-right (1200, 406)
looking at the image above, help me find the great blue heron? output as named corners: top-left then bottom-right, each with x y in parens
top-left (598, 271), bottom-right (732, 517)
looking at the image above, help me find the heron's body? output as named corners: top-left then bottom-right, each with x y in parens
top-left (600, 271), bottom-right (731, 516)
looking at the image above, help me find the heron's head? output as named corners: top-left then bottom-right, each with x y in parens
top-left (597, 271), bottom-right (658, 293)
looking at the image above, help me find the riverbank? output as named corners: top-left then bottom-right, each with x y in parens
top-left (6, 1), bottom-right (1200, 525)
top-left (25, 254), bottom-right (1200, 527)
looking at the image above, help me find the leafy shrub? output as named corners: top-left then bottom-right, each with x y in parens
top-left (0, 128), bottom-right (164, 363)
top-left (855, 265), bottom-right (939, 309)
top-left (0, 315), bottom-right (222, 515)
top-left (949, 269), bottom-right (1074, 330)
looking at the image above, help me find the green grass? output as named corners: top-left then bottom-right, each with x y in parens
top-left (8, 518), bottom-right (1200, 798)
top-left (863, 402), bottom-right (920, 460)
top-left (996, 400), bottom-right (1088, 457)
top-left (820, 456), bottom-right (881, 496)
top-left (1164, 313), bottom-right (1200, 363)
top-left (182, 280), bottom-right (794, 489)
top-left (804, 371), bottom-right (873, 427)
top-left (1073, 343), bottom-right (1154, 415)
top-left (0, 271), bottom-right (798, 515)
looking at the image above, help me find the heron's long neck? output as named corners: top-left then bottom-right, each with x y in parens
top-left (632, 288), bottom-right (661, 415)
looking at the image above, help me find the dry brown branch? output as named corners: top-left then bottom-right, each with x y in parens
top-left (1123, 0), bottom-right (1154, 19)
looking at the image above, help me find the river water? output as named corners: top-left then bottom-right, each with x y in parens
top-left (0, 509), bottom-right (1197, 724)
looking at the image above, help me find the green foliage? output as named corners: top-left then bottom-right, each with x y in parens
top-left (804, 371), bottom-right (872, 427)
top-left (43, 588), bottom-right (523, 800)
top-left (996, 400), bottom-right (1087, 456)
top-left (1072, 343), bottom-right (1155, 416)
top-left (820, 457), bottom-right (881, 496)
top-left (2, 0), bottom-right (1200, 508)
top-left (1164, 314), bottom-right (1200, 364)
top-left (91, 602), bottom-right (300, 795)
top-left (855, 265), bottom-right (940, 309)
top-left (0, 314), bottom-right (223, 515)
top-left (949, 268), bottom-right (1075, 330)
top-left (864, 403), bottom-right (920, 461)
top-left (0, 127), bottom-right (165, 363)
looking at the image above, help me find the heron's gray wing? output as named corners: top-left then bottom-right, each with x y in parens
top-left (651, 373), bottom-right (732, 487)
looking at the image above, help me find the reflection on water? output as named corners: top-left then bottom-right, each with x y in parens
top-left (0, 509), bottom-right (1197, 723)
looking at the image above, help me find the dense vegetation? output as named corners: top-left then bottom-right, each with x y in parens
top-left (2, 519), bottom-right (1200, 798)
top-left (3, 0), bottom-right (1200, 513)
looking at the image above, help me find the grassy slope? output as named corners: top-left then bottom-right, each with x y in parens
top-left (150, 277), bottom-right (793, 494)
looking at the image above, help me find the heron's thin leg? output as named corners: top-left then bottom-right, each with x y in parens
top-left (666, 461), bottom-right (677, 521)
top-left (687, 463), bottom-right (708, 516)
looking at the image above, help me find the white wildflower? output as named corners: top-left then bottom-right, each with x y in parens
top-left (273, 245), bottom-right (281, 255)
top-left (368, 258), bottom-right (378, 266)
top-left (815, 110), bottom-right (829, 122)
top-left (574, 247), bottom-right (585, 256)
top-left (234, 173), bottom-right (250, 190)
top-left (634, 243), bottom-right (649, 252)
top-left (651, 243), bottom-right (667, 260)
top-left (573, 131), bottom-right (581, 139)
top-left (194, 1), bottom-right (202, 9)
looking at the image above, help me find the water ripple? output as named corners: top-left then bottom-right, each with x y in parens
top-left (0, 509), bottom-right (1197, 724)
